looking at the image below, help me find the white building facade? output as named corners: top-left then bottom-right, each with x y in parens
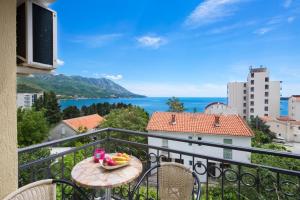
top-left (289, 95), bottom-right (300, 121)
top-left (262, 95), bottom-right (300, 142)
top-left (228, 67), bottom-right (281, 120)
top-left (204, 102), bottom-right (237, 115)
top-left (17, 93), bottom-right (43, 108)
top-left (147, 112), bottom-right (254, 182)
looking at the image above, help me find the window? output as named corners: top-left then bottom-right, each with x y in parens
top-left (264, 114), bottom-right (268, 117)
top-left (244, 83), bottom-right (247, 87)
top-left (298, 127), bottom-right (300, 130)
top-left (251, 73), bottom-right (254, 78)
top-left (188, 136), bottom-right (193, 146)
top-left (243, 103), bottom-right (246, 107)
top-left (198, 137), bottom-right (202, 146)
top-left (265, 85), bottom-right (269, 89)
top-left (162, 139), bottom-right (168, 148)
top-left (251, 87), bottom-right (254, 92)
top-left (243, 109), bottom-right (246, 114)
top-left (251, 80), bottom-right (254, 85)
top-left (279, 134), bottom-right (281, 136)
top-left (250, 101), bottom-right (254, 106)
top-left (189, 160), bottom-right (193, 166)
top-left (61, 127), bottom-right (65, 135)
top-left (243, 90), bottom-right (246, 94)
top-left (265, 99), bottom-right (269, 104)
top-left (223, 139), bottom-right (232, 159)
top-left (251, 94), bottom-right (254, 99)
top-left (277, 125), bottom-right (280, 128)
top-left (265, 77), bottom-right (269, 82)
top-left (264, 106), bottom-right (268, 111)
top-left (250, 108), bottom-right (254, 113)
top-left (265, 92), bottom-right (269, 97)
top-left (243, 96), bottom-right (246, 101)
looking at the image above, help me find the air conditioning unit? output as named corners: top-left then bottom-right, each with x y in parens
top-left (17, 0), bottom-right (57, 74)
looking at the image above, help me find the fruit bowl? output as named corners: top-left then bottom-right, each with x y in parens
top-left (100, 153), bottom-right (131, 170)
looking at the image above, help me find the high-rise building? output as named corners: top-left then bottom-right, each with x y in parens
top-left (227, 67), bottom-right (281, 119)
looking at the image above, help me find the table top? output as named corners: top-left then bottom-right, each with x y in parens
top-left (71, 156), bottom-right (143, 189)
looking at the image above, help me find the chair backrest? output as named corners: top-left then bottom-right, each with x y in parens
top-left (3, 179), bottom-right (56, 200)
top-left (158, 162), bottom-right (195, 200)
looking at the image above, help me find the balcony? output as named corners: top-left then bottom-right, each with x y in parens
top-left (18, 128), bottom-right (300, 200)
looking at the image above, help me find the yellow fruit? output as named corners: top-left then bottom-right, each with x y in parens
top-left (112, 156), bottom-right (127, 161)
top-left (116, 160), bottom-right (128, 165)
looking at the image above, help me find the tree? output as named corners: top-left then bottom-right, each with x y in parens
top-left (17, 108), bottom-right (49, 147)
top-left (33, 91), bottom-right (62, 124)
top-left (249, 116), bottom-right (275, 147)
top-left (166, 97), bottom-right (185, 112)
top-left (63, 106), bottom-right (81, 119)
top-left (100, 107), bottom-right (149, 132)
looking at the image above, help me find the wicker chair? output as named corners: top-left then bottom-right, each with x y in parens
top-left (3, 179), bottom-right (89, 200)
top-left (130, 162), bottom-right (201, 200)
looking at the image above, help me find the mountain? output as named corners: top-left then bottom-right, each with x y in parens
top-left (17, 74), bottom-right (145, 98)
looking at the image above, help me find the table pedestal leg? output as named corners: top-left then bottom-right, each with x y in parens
top-left (105, 188), bottom-right (112, 200)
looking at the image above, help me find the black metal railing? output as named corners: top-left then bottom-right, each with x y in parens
top-left (18, 128), bottom-right (300, 200)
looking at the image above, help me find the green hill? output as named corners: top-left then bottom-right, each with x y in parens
top-left (17, 74), bottom-right (145, 98)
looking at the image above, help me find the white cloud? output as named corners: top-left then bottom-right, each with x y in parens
top-left (72, 33), bottom-right (122, 48)
top-left (137, 36), bottom-right (167, 49)
top-left (57, 58), bottom-right (64, 66)
top-left (287, 16), bottom-right (295, 23)
top-left (184, 0), bottom-right (245, 28)
top-left (283, 0), bottom-right (293, 8)
top-left (123, 82), bottom-right (227, 97)
top-left (254, 27), bottom-right (273, 35)
top-left (103, 74), bottom-right (123, 80)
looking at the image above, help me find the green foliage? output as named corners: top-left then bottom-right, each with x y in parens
top-left (17, 108), bottom-right (49, 147)
top-left (62, 106), bottom-right (81, 119)
top-left (19, 148), bottom-right (51, 186)
top-left (249, 117), bottom-right (275, 147)
top-left (78, 125), bottom-right (88, 133)
top-left (17, 74), bottom-right (145, 98)
top-left (81, 102), bottom-right (132, 116)
top-left (17, 84), bottom-right (42, 93)
top-left (33, 91), bottom-right (62, 124)
top-left (100, 106), bottom-right (149, 132)
top-left (166, 97), bottom-right (185, 112)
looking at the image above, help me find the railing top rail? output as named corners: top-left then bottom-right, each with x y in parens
top-left (18, 128), bottom-right (109, 154)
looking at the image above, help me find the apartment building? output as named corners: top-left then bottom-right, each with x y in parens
top-left (289, 95), bottom-right (300, 121)
top-left (147, 112), bottom-right (254, 182)
top-left (17, 93), bottom-right (43, 108)
top-left (228, 67), bottom-right (281, 120)
top-left (261, 95), bottom-right (300, 142)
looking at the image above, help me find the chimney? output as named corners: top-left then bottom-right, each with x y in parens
top-left (214, 115), bottom-right (220, 127)
top-left (170, 114), bottom-right (176, 125)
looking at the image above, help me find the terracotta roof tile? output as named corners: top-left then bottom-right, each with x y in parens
top-left (277, 116), bottom-right (296, 122)
top-left (147, 112), bottom-right (254, 137)
top-left (63, 114), bottom-right (104, 132)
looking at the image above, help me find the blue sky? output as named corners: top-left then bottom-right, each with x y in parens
top-left (51, 0), bottom-right (300, 97)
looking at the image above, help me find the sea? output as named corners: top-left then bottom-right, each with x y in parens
top-left (60, 97), bottom-right (289, 116)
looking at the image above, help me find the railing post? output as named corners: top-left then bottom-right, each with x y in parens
top-left (106, 129), bottom-right (111, 153)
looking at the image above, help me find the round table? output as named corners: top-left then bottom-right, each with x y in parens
top-left (71, 156), bottom-right (143, 200)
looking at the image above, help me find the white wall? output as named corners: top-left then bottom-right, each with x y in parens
top-left (205, 104), bottom-right (237, 115)
top-left (17, 93), bottom-right (43, 108)
top-left (269, 81), bottom-right (281, 118)
top-left (148, 131), bottom-right (252, 182)
top-left (266, 120), bottom-right (300, 142)
top-left (289, 97), bottom-right (300, 121)
top-left (227, 82), bottom-right (245, 118)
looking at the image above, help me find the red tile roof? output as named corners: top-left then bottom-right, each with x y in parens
top-left (147, 112), bottom-right (254, 137)
top-left (63, 114), bottom-right (104, 132)
top-left (291, 95), bottom-right (300, 101)
top-left (277, 116), bottom-right (296, 122)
